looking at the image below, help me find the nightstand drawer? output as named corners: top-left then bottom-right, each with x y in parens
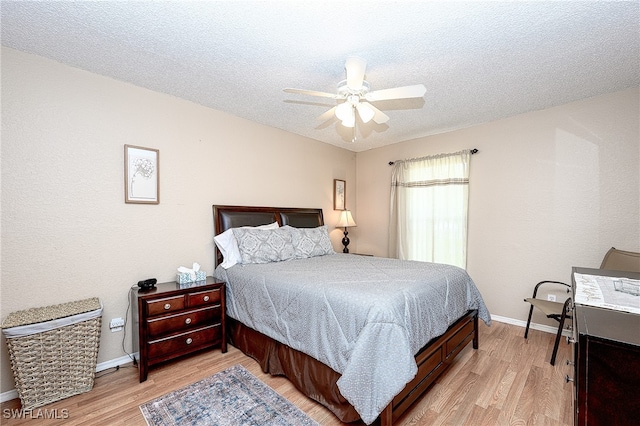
top-left (146, 295), bottom-right (185, 316)
top-left (146, 306), bottom-right (221, 339)
top-left (188, 288), bottom-right (221, 307)
top-left (147, 324), bottom-right (222, 359)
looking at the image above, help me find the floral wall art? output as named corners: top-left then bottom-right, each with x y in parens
top-left (125, 144), bottom-right (159, 204)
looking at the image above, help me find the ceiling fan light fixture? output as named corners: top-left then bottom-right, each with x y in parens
top-left (335, 101), bottom-right (353, 121)
top-left (356, 103), bottom-right (375, 123)
top-left (342, 118), bottom-right (355, 128)
top-left (341, 107), bottom-right (356, 128)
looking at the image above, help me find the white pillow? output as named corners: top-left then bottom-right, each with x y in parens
top-left (214, 222), bottom-right (279, 269)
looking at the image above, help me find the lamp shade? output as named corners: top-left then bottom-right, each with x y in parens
top-left (356, 102), bottom-right (375, 123)
top-left (336, 103), bottom-right (355, 128)
top-left (336, 210), bottom-right (357, 228)
top-left (335, 102), bottom-right (353, 121)
top-left (341, 114), bottom-right (355, 128)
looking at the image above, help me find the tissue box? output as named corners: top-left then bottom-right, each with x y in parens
top-left (176, 270), bottom-right (207, 284)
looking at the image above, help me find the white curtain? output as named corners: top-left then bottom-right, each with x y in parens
top-left (389, 150), bottom-right (471, 268)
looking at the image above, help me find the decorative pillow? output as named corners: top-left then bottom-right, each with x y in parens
top-left (214, 222), bottom-right (279, 269)
top-left (285, 225), bottom-right (335, 259)
top-left (233, 227), bottom-right (295, 264)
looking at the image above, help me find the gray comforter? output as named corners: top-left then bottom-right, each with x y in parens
top-left (214, 254), bottom-right (490, 424)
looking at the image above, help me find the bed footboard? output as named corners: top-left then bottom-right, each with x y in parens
top-left (381, 310), bottom-right (478, 425)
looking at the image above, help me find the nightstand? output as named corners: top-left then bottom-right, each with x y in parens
top-left (130, 277), bottom-right (226, 382)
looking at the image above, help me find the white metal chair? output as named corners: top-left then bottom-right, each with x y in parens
top-left (523, 281), bottom-right (572, 365)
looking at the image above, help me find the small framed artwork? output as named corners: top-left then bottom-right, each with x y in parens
top-left (334, 179), bottom-right (346, 210)
top-left (125, 144), bottom-right (159, 204)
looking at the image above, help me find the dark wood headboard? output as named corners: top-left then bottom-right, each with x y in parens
top-left (212, 205), bottom-right (324, 266)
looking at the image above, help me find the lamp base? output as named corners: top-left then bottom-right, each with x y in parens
top-left (342, 229), bottom-right (350, 253)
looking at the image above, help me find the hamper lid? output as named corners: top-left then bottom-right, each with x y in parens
top-left (1, 297), bottom-right (102, 329)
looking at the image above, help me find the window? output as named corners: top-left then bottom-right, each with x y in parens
top-left (389, 150), bottom-right (471, 268)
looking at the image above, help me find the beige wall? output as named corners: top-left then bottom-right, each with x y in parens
top-left (356, 87), bottom-right (640, 325)
top-left (0, 48), bottom-right (356, 394)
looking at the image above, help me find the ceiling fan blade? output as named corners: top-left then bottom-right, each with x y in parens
top-left (318, 106), bottom-right (337, 122)
top-left (365, 84), bottom-right (426, 102)
top-left (283, 88), bottom-right (338, 99)
top-left (345, 57), bottom-right (366, 91)
top-left (361, 102), bottom-right (389, 124)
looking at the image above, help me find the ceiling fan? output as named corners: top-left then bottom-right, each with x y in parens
top-left (284, 57), bottom-right (426, 135)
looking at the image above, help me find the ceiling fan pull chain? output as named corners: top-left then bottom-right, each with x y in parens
top-left (352, 111), bottom-right (357, 143)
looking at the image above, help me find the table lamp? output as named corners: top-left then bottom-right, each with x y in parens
top-left (336, 210), bottom-right (357, 253)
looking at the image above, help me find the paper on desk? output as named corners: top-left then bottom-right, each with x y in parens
top-left (574, 273), bottom-right (640, 314)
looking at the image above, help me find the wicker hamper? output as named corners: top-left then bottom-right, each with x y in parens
top-left (1, 298), bottom-right (102, 409)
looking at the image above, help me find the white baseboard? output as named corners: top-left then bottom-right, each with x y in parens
top-left (490, 314), bottom-right (571, 337)
top-left (2, 317), bottom-right (565, 404)
top-left (0, 389), bottom-right (18, 404)
top-left (0, 353), bottom-right (138, 403)
top-left (95, 353), bottom-right (138, 373)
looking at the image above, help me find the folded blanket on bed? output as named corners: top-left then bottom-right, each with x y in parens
top-left (215, 254), bottom-right (490, 424)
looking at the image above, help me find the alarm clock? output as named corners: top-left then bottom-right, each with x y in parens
top-left (137, 278), bottom-right (157, 289)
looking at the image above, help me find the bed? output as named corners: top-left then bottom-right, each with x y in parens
top-left (212, 205), bottom-right (490, 425)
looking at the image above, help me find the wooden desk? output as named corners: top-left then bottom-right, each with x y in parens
top-left (571, 267), bottom-right (640, 426)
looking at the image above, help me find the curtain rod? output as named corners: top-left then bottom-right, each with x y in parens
top-left (388, 148), bottom-right (478, 165)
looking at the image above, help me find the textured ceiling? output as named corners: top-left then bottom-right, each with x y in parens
top-left (2, 1), bottom-right (639, 152)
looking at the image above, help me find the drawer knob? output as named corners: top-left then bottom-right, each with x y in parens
top-left (566, 359), bottom-right (575, 366)
top-left (186, 338), bottom-right (193, 345)
top-left (185, 318), bottom-right (192, 325)
top-left (203, 295), bottom-right (210, 302)
top-left (164, 303), bottom-right (171, 310)
top-left (566, 336), bottom-right (575, 344)
top-left (565, 375), bottom-right (574, 383)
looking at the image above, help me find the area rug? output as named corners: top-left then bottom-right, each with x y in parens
top-left (139, 364), bottom-right (319, 426)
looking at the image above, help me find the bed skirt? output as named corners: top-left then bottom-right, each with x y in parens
top-left (227, 316), bottom-right (361, 422)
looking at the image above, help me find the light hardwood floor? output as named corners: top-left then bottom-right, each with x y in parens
top-left (1, 321), bottom-right (573, 425)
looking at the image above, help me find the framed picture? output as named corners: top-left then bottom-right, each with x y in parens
top-left (125, 144), bottom-right (159, 204)
top-left (334, 179), bottom-right (346, 210)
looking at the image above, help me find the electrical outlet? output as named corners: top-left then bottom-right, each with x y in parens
top-left (109, 317), bottom-right (125, 332)
top-left (547, 294), bottom-right (556, 302)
